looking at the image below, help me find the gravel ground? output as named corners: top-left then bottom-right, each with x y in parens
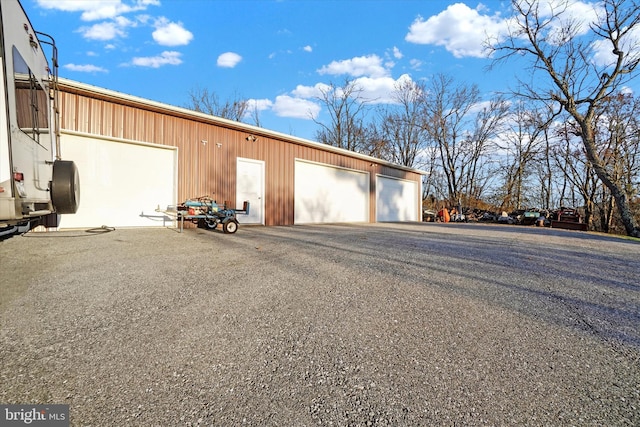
top-left (1, 222), bottom-right (639, 426)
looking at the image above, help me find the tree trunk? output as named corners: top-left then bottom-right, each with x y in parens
top-left (580, 122), bottom-right (640, 237)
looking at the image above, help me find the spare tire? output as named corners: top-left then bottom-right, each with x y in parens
top-left (51, 160), bottom-right (80, 214)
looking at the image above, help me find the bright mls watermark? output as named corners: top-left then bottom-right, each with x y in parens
top-left (0, 405), bottom-right (68, 426)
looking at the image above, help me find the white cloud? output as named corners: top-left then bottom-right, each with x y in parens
top-left (352, 74), bottom-right (416, 104)
top-left (63, 63), bottom-right (108, 72)
top-left (245, 97), bottom-right (320, 121)
top-left (36, 0), bottom-right (160, 21)
top-left (392, 46), bottom-right (403, 59)
top-left (526, 1), bottom-right (601, 46)
top-left (80, 4), bottom-right (125, 21)
top-left (38, 0), bottom-right (168, 47)
top-left (247, 99), bottom-right (274, 111)
top-left (272, 95), bottom-right (320, 119)
top-left (217, 52), bottom-right (242, 68)
top-left (502, 1), bottom-right (638, 68)
top-left (535, 0), bottom-right (599, 34)
top-left (291, 75), bottom-right (416, 106)
top-left (114, 16), bottom-right (136, 28)
top-left (76, 15), bottom-right (140, 42)
top-left (591, 25), bottom-right (640, 68)
top-left (409, 58), bottom-right (423, 70)
top-left (468, 99), bottom-right (496, 115)
top-left (303, 45), bottom-right (313, 53)
top-left (131, 51), bottom-right (182, 67)
top-left (291, 82), bottom-right (331, 99)
top-left (591, 38), bottom-right (616, 67)
top-left (318, 54), bottom-right (389, 78)
top-left (407, 1), bottom-right (607, 60)
top-left (78, 22), bottom-right (127, 41)
top-left (620, 86), bottom-right (634, 95)
top-left (136, 14), bottom-right (152, 25)
top-left (405, 3), bottom-right (508, 58)
top-left (152, 17), bottom-right (193, 46)
top-left (352, 76), bottom-right (398, 103)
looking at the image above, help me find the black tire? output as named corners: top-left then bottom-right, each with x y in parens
top-left (204, 217), bottom-right (218, 229)
top-left (222, 219), bottom-right (238, 234)
top-left (51, 160), bottom-right (80, 214)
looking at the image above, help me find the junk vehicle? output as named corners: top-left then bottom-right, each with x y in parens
top-left (550, 207), bottom-right (588, 231)
top-left (0, 0), bottom-right (79, 238)
top-left (519, 210), bottom-right (542, 226)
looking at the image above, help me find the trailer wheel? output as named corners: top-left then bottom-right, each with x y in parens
top-left (51, 160), bottom-right (80, 214)
top-left (204, 217), bottom-right (218, 229)
top-left (223, 219), bottom-right (238, 234)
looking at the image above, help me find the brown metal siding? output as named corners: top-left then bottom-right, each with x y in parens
top-left (58, 83), bottom-right (422, 226)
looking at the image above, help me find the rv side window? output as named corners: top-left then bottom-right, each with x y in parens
top-left (12, 46), bottom-right (50, 146)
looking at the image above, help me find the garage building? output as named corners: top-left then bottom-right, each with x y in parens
top-left (56, 78), bottom-right (425, 229)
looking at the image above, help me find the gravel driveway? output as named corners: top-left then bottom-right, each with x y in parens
top-left (1, 223), bottom-right (639, 426)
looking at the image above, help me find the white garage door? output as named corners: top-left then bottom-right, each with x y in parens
top-left (294, 159), bottom-right (369, 224)
top-left (58, 132), bottom-right (177, 229)
top-left (376, 175), bottom-right (419, 222)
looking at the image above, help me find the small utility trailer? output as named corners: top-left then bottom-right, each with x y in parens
top-left (161, 197), bottom-right (249, 234)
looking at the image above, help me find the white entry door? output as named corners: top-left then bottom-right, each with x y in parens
top-left (236, 158), bottom-right (264, 225)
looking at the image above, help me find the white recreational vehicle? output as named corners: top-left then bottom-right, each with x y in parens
top-left (0, 0), bottom-right (79, 238)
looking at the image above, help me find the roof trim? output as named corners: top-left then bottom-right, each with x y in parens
top-left (58, 77), bottom-right (426, 175)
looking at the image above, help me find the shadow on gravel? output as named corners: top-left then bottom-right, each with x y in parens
top-left (442, 221), bottom-right (640, 244)
top-left (250, 223), bottom-right (640, 351)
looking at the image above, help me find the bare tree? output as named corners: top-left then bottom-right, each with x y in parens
top-left (247, 101), bottom-right (263, 128)
top-left (313, 79), bottom-right (372, 153)
top-left (464, 96), bottom-right (511, 202)
top-left (423, 74), bottom-right (508, 207)
top-left (422, 74), bottom-right (479, 204)
top-left (489, 0), bottom-right (640, 236)
top-left (552, 121), bottom-right (601, 228)
top-left (593, 92), bottom-right (640, 231)
top-left (375, 79), bottom-right (429, 168)
top-left (421, 149), bottom-right (447, 208)
top-left (496, 101), bottom-right (555, 210)
top-left (535, 114), bottom-right (558, 210)
top-left (186, 86), bottom-right (249, 122)
top-left (360, 122), bottom-right (392, 160)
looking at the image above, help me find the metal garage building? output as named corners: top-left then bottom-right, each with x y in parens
top-left (55, 78), bottom-right (424, 229)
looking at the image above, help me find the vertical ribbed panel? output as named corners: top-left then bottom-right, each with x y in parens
top-left (58, 86), bottom-right (422, 226)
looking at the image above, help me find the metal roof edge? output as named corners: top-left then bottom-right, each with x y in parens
top-left (57, 77), bottom-right (427, 175)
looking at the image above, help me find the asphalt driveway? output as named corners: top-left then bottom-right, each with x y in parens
top-left (1, 223), bottom-right (639, 426)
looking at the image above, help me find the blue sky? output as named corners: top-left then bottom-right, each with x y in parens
top-left (22, 0), bottom-right (636, 141)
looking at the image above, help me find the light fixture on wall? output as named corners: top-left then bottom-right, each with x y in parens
top-left (216, 143), bottom-right (222, 148)
top-left (246, 135), bottom-right (258, 142)
top-left (201, 140), bottom-right (208, 145)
